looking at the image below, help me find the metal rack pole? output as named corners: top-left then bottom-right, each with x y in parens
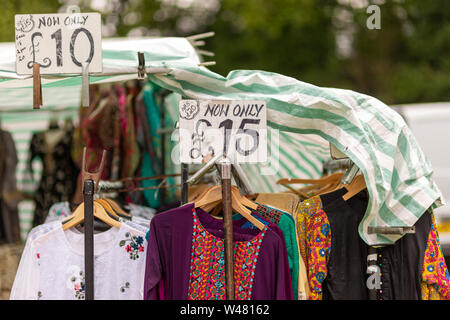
top-left (181, 163), bottom-right (189, 205)
top-left (160, 95), bottom-right (167, 206)
top-left (219, 158), bottom-right (235, 300)
top-left (83, 179), bottom-right (95, 300)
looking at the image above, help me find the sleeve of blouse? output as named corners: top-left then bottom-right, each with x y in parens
top-left (274, 233), bottom-right (294, 300)
top-left (10, 238), bottom-right (40, 300)
top-left (286, 215), bottom-right (300, 299)
top-left (143, 219), bottom-right (164, 300)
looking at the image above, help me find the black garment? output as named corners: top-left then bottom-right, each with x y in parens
top-left (320, 187), bottom-right (369, 300)
top-left (30, 127), bottom-right (79, 226)
top-left (0, 130), bottom-right (21, 243)
top-left (318, 187), bottom-right (431, 300)
top-left (378, 212), bottom-right (431, 300)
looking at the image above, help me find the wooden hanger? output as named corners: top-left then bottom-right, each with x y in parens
top-left (277, 172), bottom-right (344, 198)
top-left (194, 185), bottom-right (265, 230)
top-left (62, 201), bottom-right (121, 230)
top-left (204, 200), bottom-right (223, 214)
top-left (231, 187), bottom-right (258, 210)
top-left (342, 174), bottom-right (367, 201)
top-left (95, 199), bottom-right (121, 219)
top-left (208, 187), bottom-right (259, 217)
top-left (276, 172), bottom-right (343, 186)
top-left (315, 173), bottom-right (345, 195)
top-left (188, 183), bottom-right (212, 202)
top-left (103, 198), bottom-right (132, 219)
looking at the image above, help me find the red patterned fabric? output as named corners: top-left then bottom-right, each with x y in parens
top-left (187, 208), bottom-right (267, 300)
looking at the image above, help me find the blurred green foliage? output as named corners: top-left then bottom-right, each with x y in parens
top-left (1, 0), bottom-right (449, 105)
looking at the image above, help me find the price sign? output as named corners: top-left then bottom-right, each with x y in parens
top-left (15, 13), bottom-right (102, 75)
top-left (179, 100), bottom-right (267, 163)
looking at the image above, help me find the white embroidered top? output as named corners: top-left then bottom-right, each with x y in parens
top-left (10, 220), bottom-right (149, 300)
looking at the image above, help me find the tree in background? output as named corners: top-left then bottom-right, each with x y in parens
top-left (1, 0), bottom-right (449, 105)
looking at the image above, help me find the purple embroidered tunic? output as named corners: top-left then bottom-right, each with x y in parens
top-left (144, 203), bottom-right (292, 300)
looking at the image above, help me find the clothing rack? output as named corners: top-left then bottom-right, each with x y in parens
top-left (79, 148), bottom-right (106, 300)
top-left (156, 88), bottom-right (173, 206)
top-left (83, 179), bottom-right (95, 300)
top-left (10, 32), bottom-right (218, 301)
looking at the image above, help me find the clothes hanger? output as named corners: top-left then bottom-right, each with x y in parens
top-left (280, 184), bottom-right (311, 199)
top-left (203, 199), bottom-right (222, 214)
top-left (231, 186), bottom-right (258, 210)
top-left (188, 183), bottom-right (212, 202)
top-left (341, 174), bottom-right (367, 201)
top-left (277, 172), bottom-right (344, 198)
top-left (276, 172), bottom-right (343, 186)
top-left (94, 199), bottom-right (131, 218)
top-left (208, 187), bottom-right (258, 216)
top-left (194, 185), bottom-right (265, 230)
top-left (194, 186), bottom-right (257, 211)
top-left (62, 201), bottom-right (122, 230)
top-left (103, 198), bottom-right (132, 218)
top-left (314, 172), bottom-right (346, 195)
top-left (229, 189), bottom-right (265, 230)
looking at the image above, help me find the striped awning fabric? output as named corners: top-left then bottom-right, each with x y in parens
top-left (0, 37), bottom-right (198, 109)
top-left (162, 90), bottom-right (330, 193)
top-left (0, 37), bottom-right (443, 245)
top-left (148, 68), bottom-right (444, 246)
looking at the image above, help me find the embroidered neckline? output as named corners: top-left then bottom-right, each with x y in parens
top-left (58, 221), bottom-right (124, 257)
top-left (188, 207), bottom-right (267, 300)
top-left (193, 205), bottom-right (266, 242)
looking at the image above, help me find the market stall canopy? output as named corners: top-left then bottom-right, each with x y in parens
top-left (0, 35), bottom-right (443, 246)
top-left (0, 36), bottom-right (199, 109)
top-left (148, 66), bottom-right (444, 246)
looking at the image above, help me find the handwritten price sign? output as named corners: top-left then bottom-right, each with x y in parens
top-left (179, 100), bottom-right (268, 163)
top-left (15, 13), bottom-right (102, 75)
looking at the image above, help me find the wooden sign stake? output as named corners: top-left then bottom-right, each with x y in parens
top-left (33, 63), bottom-right (42, 109)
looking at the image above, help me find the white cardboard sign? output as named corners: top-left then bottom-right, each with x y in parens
top-left (179, 100), bottom-right (268, 163)
top-left (15, 13), bottom-right (102, 75)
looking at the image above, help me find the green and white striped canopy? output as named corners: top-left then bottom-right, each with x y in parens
top-left (0, 37), bottom-right (198, 109)
top-left (148, 67), bottom-right (444, 246)
top-left (0, 36), bottom-right (443, 245)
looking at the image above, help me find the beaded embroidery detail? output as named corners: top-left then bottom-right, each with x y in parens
top-left (256, 204), bottom-right (282, 225)
top-left (187, 208), bottom-right (267, 300)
